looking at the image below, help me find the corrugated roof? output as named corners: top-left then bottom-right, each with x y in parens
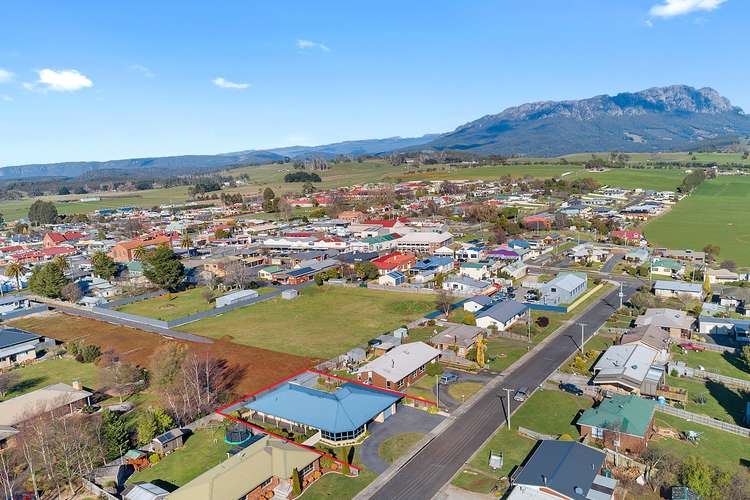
top-left (577, 394), bottom-right (656, 438)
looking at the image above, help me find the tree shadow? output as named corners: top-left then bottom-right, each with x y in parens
top-left (705, 380), bottom-right (748, 426)
top-left (721, 350), bottom-right (750, 375)
top-left (7, 376), bottom-right (45, 396)
top-left (151, 479), bottom-right (179, 492)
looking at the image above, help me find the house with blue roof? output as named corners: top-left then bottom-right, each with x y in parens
top-left (245, 381), bottom-right (401, 446)
top-left (698, 315), bottom-right (750, 344)
top-left (378, 270), bottom-right (406, 286)
top-left (476, 300), bottom-right (528, 331)
top-left (653, 280), bottom-right (703, 300)
top-left (0, 327), bottom-right (41, 368)
top-left (411, 256), bottom-right (454, 274)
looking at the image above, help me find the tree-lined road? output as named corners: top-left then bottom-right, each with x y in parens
top-left (364, 282), bottom-right (638, 500)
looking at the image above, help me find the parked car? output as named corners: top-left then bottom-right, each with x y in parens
top-left (513, 387), bottom-right (529, 402)
top-left (679, 343), bottom-right (705, 352)
top-left (558, 383), bottom-right (584, 396)
top-left (439, 373), bottom-right (459, 385)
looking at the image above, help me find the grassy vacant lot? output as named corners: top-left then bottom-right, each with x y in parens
top-left (0, 357), bottom-right (98, 401)
top-left (671, 346), bottom-right (750, 382)
top-left (665, 376), bottom-right (749, 425)
top-left (181, 286), bottom-right (435, 359)
top-left (566, 168), bottom-right (686, 191)
top-left (452, 389), bottom-right (592, 494)
top-left (652, 413), bottom-right (750, 473)
top-left (117, 287), bottom-right (214, 321)
top-left (126, 427), bottom-right (230, 490)
top-left (643, 176), bottom-right (750, 266)
top-left (485, 337), bottom-right (529, 373)
top-left (379, 432), bottom-right (425, 464)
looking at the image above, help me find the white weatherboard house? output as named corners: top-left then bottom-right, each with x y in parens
top-left (0, 327), bottom-right (41, 368)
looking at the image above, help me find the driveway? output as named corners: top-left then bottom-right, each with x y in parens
top-left (359, 405), bottom-right (445, 473)
top-left (437, 371), bottom-right (493, 411)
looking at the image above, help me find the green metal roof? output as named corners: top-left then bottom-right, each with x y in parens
top-left (652, 258), bottom-right (683, 270)
top-left (577, 394), bottom-right (656, 437)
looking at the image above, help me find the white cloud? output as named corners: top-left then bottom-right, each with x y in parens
top-left (296, 39), bottom-right (330, 52)
top-left (0, 69), bottom-right (14, 83)
top-left (1, 95), bottom-right (13, 102)
top-left (130, 64), bottom-right (155, 78)
top-left (212, 77), bottom-right (250, 90)
top-left (27, 68), bottom-right (93, 92)
top-left (649, 0), bottom-right (726, 18)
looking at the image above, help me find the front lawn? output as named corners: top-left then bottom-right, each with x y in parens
top-left (378, 432), bottom-right (425, 464)
top-left (304, 443), bottom-right (376, 500)
top-left (670, 347), bottom-right (750, 382)
top-left (452, 389), bottom-right (592, 494)
top-left (405, 375), bottom-right (437, 402)
top-left (485, 337), bottom-right (529, 373)
top-left (181, 286), bottom-right (435, 359)
top-left (447, 381), bottom-right (483, 402)
top-left (125, 427), bottom-right (230, 490)
top-left (0, 357), bottom-right (99, 401)
top-left (117, 287), bottom-right (213, 321)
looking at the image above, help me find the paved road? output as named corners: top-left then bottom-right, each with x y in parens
top-left (601, 254), bottom-right (624, 273)
top-left (365, 282), bottom-right (638, 500)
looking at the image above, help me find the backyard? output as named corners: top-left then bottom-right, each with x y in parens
top-left (451, 389), bottom-right (592, 494)
top-left (0, 357), bottom-right (98, 401)
top-left (652, 412), bottom-right (750, 473)
top-left (180, 286), bottom-right (436, 359)
top-left (125, 427), bottom-right (230, 490)
top-left (643, 176), bottom-right (750, 267)
top-left (670, 346), bottom-right (750, 382)
top-left (664, 375), bottom-right (749, 425)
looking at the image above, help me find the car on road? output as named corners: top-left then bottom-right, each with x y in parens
top-left (439, 373), bottom-right (459, 385)
top-left (558, 383), bottom-right (584, 396)
top-left (679, 343), bottom-right (706, 352)
top-left (513, 386), bottom-right (529, 402)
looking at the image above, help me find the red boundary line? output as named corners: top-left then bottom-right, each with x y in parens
top-left (213, 368), bottom-right (440, 473)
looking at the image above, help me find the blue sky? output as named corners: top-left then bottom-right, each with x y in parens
top-left (0, 0), bottom-right (746, 166)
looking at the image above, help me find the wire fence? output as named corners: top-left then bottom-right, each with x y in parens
top-left (656, 405), bottom-right (750, 437)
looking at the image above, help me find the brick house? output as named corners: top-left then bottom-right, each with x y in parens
top-left (110, 235), bottom-right (173, 262)
top-left (577, 394), bottom-right (656, 454)
top-left (43, 231), bottom-right (85, 249)
top-left (356, 341), bottom-right (441, 391)
top-left (371, 252), bottom-right (417, 276)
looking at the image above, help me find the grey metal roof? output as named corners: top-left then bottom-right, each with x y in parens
top-left (0, 327), bottom-right (40, 349)
top-left (513, 441), bottom-right (606, 500)
top-left (476, 300), bottom-right (528, 323)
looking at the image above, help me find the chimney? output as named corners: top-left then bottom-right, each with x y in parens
top-left (72, 380), bottom-right (82, 391)
top-left (391, 360), bottom-right (395, 368)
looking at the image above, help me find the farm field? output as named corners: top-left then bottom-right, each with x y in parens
top-left (642, 176), bottom-right (750, 266)
top-left (559, 151), bottom-right (750, 165)
top-left (0, 186), bottom-right (191, 221)
top-left (392, 163), bottom-right (583, 182)
top-left (0, 357), bottom-right (98, 401)
top-left (180, 286), bottom-right (436, 359)
top-left (451, 389), bottom-right (592, 494)
top-left (9, 312), bottom-right (316, 396)
top-left (566, 167), bottom-right (686, 191)
top-left (117, 287), bottom-right (213, 321)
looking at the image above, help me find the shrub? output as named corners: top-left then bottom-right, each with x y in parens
top-left (427, 319), bottom-right (436, 326)
top-left (426, 363), bottom-right (443, 376)
top-left (148, 453), bottom-right (160, 464)
top-left (559, 433), bottom-right (574, 441)
top-left (670, 368), bottom-right (679, 377)
top-left (427, 405), bottom-right (439, 414)
top-left (536, 316), bottom-right (550, 328)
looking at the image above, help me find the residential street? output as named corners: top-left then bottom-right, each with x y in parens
top-left (363, 282), bottom-right (638, 500)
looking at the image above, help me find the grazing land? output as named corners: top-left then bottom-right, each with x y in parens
top-left (559, 151), bottom-right (750, 165)
top-left (643, 176), bottom-right (750, 266)
top-left (117, 287), bottom-right (213, 321)
top-left (0, 357), bottom-right (98, 401)
top-left (392, 164), bottom-right (583, 182)
top-left (125, 427), bottom-right (230, 489)
top-left (0, 186), bottom-right (191, 221)
top-left (10, 312), bottom-right (316, 396)
top-left (566, 167), bottom-right (686, 191)
top-left (181, 286), bottom-right (436, 359)
top-left (451, 389), bottom-right (592, 494)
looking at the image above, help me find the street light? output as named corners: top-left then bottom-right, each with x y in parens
top-left (618, 282), bottom-right (624, 309)
top-left (503, 388), bottom-right (512, 430)
top-left (578, 323), bottom-right (587, 353)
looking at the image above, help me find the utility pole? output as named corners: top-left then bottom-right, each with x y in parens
top-left (503, 388), bottom-right (512, 430)
top-left (578, 323), bottom-right (587, 353)
top-left (527, 308), bottom-right (532, 343)
top-left (436, 374), bottom-right (439, 404)
top-left (618, 282), bottom-right (624, 309)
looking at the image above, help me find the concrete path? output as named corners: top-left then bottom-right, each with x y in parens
top-left (359, 406), bottom-right (445, 474)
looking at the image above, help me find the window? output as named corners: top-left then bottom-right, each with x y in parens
top-left (591, 427), bottom-right (604, 439)
top-left (300, 462), bottom-right (314, 477)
